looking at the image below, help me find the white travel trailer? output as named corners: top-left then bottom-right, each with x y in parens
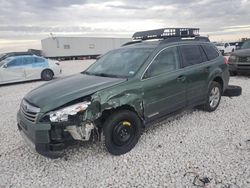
top-left (41, 37), bottom-right (131, 60)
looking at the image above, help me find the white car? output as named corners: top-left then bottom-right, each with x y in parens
top-left (0, 55), bottom-right (62, 85)
top-left (215, 42), bottom-right (235, 55)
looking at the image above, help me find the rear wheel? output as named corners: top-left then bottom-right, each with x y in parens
top-left (103, 110), bottom-right (142, 155)
top-left (203, 82), bottom-right (222, 112)
top-left (41, 69), bottom-right (54, 81)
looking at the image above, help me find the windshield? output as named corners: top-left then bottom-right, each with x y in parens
top-left (241, 40), bottom-right (250, 49)
top-left (0, 58), bottom-right (11, 67)
top-left (84, 48), bottom-right (153, 78)
top-left (0, 53), bottom-right (6, 59)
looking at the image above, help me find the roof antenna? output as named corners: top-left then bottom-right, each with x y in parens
top-left (50, 32), bottom-right (59, 48)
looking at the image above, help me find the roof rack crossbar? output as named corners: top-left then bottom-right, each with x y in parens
top-left (159, 36), bottom-right (210, 44)
top-left (132, 28), bottom-right (200, 41)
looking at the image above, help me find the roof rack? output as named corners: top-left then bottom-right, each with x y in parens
top-left (132, 28), bottom-right (200, 41)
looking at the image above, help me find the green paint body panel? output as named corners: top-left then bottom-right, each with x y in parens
top-left (17, 41), bottom-right (230, 157)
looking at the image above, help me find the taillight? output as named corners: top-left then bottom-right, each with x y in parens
top-left (224, 57), bottom-right (229, 64)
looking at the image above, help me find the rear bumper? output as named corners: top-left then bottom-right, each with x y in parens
top-left (17, 110), bottom-right (69, 158)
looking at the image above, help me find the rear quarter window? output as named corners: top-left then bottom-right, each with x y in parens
top-left (35, 57), bottom-right (45, 63)
top-left (202, 45), bottom-right (219, 61)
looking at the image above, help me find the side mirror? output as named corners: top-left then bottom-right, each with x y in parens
top-left (2, 64), bottom-right (7, 68)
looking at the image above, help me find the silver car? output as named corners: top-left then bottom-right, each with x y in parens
top-left (0, 55), bottom-right (61, 85)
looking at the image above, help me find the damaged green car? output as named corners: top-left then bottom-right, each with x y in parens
top-left (17, 28), bottom-right (229, 158)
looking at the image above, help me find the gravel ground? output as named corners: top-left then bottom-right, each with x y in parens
top-left (0, 60), bottom-right (250, 188)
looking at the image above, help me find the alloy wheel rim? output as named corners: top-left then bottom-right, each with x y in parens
top-left (209, 87), bottom-right (220, 108)
top-left (44, 71), bottom-right (51, 79)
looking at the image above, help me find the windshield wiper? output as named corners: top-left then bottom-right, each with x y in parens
top-left (83, 71), bottom-right (126, 78)
top-left (93, 73), bottom-right (122, 78)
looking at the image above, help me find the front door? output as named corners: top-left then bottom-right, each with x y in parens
top-left (141, 46), bottom-right (186, 122)
top-left (1, 58), bottom-right (25, 83)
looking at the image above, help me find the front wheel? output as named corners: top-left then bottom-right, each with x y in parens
top-left (103, 110), bottom-right (142, 155)
top-left (203, 82), bottom-right (222, 112)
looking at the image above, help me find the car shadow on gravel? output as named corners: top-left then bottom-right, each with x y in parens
top-left (0, 79), bottom-right (45, 87)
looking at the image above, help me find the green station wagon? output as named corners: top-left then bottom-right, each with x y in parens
top-left (17, 28), bottom-right (229, 158)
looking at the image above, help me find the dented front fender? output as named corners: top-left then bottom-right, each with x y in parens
top-left (85, 85), bottom-right (144, 122)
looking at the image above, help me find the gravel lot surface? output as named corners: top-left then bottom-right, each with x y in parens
top-left (0, 60), bottom-right (250, 188)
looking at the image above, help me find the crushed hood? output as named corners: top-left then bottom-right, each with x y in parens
top-left (231, 48), bottom-right (250, 57)
top-left (24, 73), bottom-right (126, 112)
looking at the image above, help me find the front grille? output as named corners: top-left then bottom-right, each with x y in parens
top-left (20, 100), bottom-right (40, 123)
top-left (239, 56), bottom-right (250, 62)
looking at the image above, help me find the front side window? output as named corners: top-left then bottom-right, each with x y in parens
top-left (180, 45), bottom-right (203, 67)
top-left (7, 59), bottom-right (22, 68)
top-left (144, 46), bottom-right (179, 78)
top-left (85, 48), bottom-right (153, 78)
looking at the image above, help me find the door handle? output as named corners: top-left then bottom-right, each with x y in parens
top-left (177, 75), bottom-right (186, 82)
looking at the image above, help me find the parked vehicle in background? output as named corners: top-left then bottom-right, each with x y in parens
top-left (0, 51), bottom-right (35, 62)
top-left (235, 42), bottom-right (244, 50)
top-left (17, 28), bottom-right (230, 158)
top-left (215, 42), bottom-right (235, 55)
top-left (0, 55), bottom-right (61, 85)
top-left (229, 39), bottom-right (250, 75)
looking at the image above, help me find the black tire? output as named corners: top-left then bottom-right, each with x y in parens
top-left (41, 69), bottom-right (54, 81)
top-left (203, 81), bottom-right (222, 112)
top-left (221, 50), bottom-right (225, 56)
top-left (223, 85), bottom-right (242, 97)
top-left (103, 110), bottom-right (142, 155)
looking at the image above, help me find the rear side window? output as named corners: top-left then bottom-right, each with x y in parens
top-left (202, 45), bottom-right (219, 61)
top-left (180, 45), bottom-right (203, 67)
top-left (23, 57), bottom-right (34, 65)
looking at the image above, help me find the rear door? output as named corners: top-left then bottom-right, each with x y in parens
top-left (24, 57), bottom-right (47, 80)
top-left (1, 58), bottom-right (25, 83)
top-left (179, 44), bottom-right (209, 106)
top-left (141, 46), bottom-right (187, 121)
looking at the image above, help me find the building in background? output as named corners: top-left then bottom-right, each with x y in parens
top-left (41, 37), bottom-right (131, 60)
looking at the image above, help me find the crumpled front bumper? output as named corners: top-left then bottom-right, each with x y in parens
top-left (17, 110), bottom-right (69, 158)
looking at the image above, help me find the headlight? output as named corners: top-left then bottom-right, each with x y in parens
top-left (48, 101), bottom-right (90, 122)
top-left (229, 55), bottom-right (237, 62)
